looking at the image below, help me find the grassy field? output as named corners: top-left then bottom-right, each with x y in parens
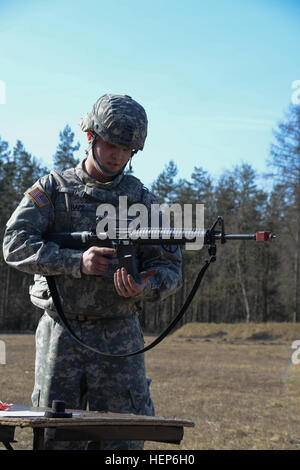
top-left (1, 322), bottom-right (300, 450)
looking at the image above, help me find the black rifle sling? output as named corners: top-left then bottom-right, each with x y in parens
top-left (45, 256), bottom-right (213, 358)
top-left (46, 170), bottom-right (214, 357)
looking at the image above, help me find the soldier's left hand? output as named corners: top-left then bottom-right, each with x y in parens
top-left (114, 267), bottom-right (157, 298)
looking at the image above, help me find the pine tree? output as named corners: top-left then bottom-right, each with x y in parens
top-left (213, 164), bottom-right (271, 322)
top-left (0, 138), bottom-right (49, 330)
top-left (259, 185), bottom-right (285, 321)
top-left (151, 160), bottom-right (178, 204)
top-left (12, 140), bottom-right (48, 195)
top-left (53, 124), bottom-right (80, 171)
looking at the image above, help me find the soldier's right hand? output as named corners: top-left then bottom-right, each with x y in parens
top-left (81, 246), bottom-right (116, 275)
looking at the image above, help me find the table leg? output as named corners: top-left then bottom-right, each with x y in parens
top-left (2, 441), bottom-right (14, 450)
top-left (33, 428), bottom-right (44, 450)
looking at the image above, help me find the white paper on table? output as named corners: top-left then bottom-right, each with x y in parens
top-left (0, 405), bottom-right (81, 418)
top-left (0, 410), bottom-right (46, 417)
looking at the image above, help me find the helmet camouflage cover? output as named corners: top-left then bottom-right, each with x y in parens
top-left (79, 94), bottom-right (148, 151)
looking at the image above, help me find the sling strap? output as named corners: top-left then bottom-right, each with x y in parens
top-left (46, 170), bottom-right (215, 357)
top-left (46, 255), bottom-right (214, 358)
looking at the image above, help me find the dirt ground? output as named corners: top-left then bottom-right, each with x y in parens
top-left (0, 325), bottom-right (300, 450)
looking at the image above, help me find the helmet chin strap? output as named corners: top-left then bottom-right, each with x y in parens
top-left (86, 134), bottom-right (137, 178)
top-left (90, 135), bottom-right (126, 178)
top-left (92, 151), bottom-right (124, 176)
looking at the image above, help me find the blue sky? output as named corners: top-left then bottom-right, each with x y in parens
top-left (0, 0), bottom-right (299, 190)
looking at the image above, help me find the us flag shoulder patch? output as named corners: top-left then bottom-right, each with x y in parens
top-left (27, 186), bottom-right (50, 208)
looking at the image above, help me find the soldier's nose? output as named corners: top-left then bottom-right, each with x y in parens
top-left (112, 148), bottom-right (126, 160)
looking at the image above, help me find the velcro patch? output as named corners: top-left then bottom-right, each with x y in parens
top-left (27, 186), bottom-right (50, 208)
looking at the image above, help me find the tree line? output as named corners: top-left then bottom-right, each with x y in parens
top-left (0, 105), bottom-right (299, 332)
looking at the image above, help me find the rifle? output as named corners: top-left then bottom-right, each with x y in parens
top-left (43, 216), bottom-right (275, 358)
top-left (45, 216), bottom-right (275, 284)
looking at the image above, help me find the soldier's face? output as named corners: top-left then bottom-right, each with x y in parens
top-left (93, 136), bottom-right (132, 173)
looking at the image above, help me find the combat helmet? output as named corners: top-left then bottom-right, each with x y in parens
top-left (79, 94), bottom-right (148, 152)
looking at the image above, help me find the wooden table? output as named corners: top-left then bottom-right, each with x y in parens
top-left (0, 408), bottom-right (194, 450)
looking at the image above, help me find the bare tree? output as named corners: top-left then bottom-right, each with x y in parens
top-left (269, 105), bottom-right (300, 321)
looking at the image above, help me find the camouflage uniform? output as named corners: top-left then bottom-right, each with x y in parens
top-left (3, 160), bottom-right (182, 450)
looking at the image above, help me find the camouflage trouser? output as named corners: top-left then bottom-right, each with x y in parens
top-left (31, 310), bottom-right (155, 450)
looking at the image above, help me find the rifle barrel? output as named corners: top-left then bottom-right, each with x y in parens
top-left (44, 229), bottom-right (275, 248)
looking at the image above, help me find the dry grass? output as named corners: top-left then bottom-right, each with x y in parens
top-left (173, 321), bottom-right (300, 342)
top-left (1, 323), bottom-right (300, 450)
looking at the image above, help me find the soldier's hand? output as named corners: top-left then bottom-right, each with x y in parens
top-left (114, 267), bottom-right (157, 298)
top-left (81, 246), bottom-right (116, 275)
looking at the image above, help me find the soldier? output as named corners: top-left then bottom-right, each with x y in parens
top-left (2, 94), bottom-right (182, 450)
